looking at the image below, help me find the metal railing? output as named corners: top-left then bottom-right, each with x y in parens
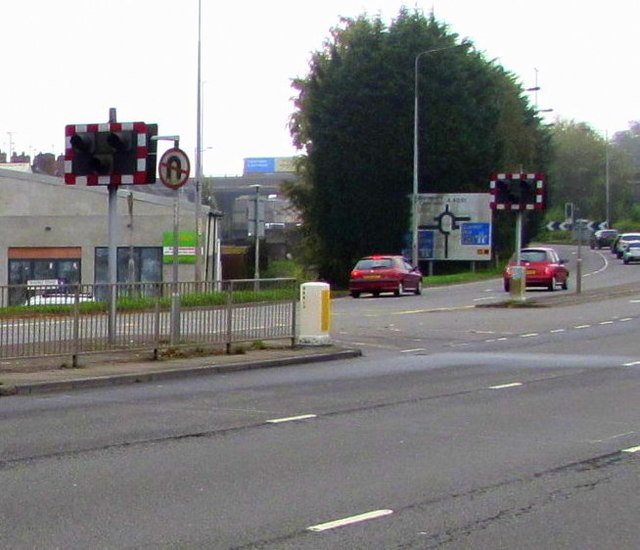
top-left (0, 278), bottom-right (298, 364)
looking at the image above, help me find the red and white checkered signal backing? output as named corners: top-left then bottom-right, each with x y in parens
top-left (64, 121), bottom-right (150, 186)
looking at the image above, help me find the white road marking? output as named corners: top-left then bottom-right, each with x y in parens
top-left (550, 329), bottom-right (565, 333)
top-left (623, 361), bottom-right (640, 367)
top-left (620, 318), bottom-right (633, 322)
top-left (266, 414), bottom-right (317, 424)
top-left (589, 432), bottom-right (635, 443)
top-left (622, 446), bottom-right (640, 453)
top-left (307, 509), bottom-right (394, 532)
top-left (599, 321), bottom-right (614, 325)
top-left (520, 333), bottom-right (538, 338)
top-left (574, 325), bottom-right (591, 329)
top-left (400, 348), bottom-right (426, 353)
top-left (489, 382), bottom-right (523, 390)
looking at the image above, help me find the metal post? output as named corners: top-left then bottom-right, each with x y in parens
top-left (107, 108), bottom-right (119, 344)
top-left (171, 139), bottom-right (181, 344)
top-left (194, 0), bottom-right (203, 283)
top-left (411, 44), bottom-right (466, 268)
top-left (576, 220), bottom-right (583, 294)
top-left (515, 211), bottom-right (522, 266)
top-left (253, 185), bottom-right (260, 290)
top-left (605, 132), bottom-right (611, 228)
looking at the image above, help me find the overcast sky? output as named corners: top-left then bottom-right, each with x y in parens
top-left (2, 0), bottom-right (638, 176)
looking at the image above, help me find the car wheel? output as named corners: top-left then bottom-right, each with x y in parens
top-left (414, 280), bottom-right (422, 295)
top-left (561, 278), bottom-right (568, 290)
top-left (504, 279), bottom-right (510, 292)
top-left (350, 291), bottom-right (360, 298)
top-left (395, 282), bottom-right (404, 297)
top-left (548, 277), bottom-right (556, 291)
top-left (372, 291), bottom-right (380, 297)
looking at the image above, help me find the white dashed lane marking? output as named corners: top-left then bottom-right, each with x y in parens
top-left (307, 509), bottom-right (394, 532)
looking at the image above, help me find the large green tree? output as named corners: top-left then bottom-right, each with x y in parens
top-left (287, 8), bottom-right (548, 284)
top-left (547, 120), bottom-right (634, 225)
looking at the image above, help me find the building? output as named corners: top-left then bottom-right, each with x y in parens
top-left (0, 155), bottom-right (302, 300)
top-left (0, 167), bottom-right (203, 304)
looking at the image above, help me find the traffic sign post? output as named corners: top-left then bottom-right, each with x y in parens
top-left (65, 110), bottom-right (158, 344)
top-left (157, 143), bottom-right (191, 344)
top-left (490, 172), bottom-right (546, 301)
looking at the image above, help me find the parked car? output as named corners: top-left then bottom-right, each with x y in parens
top-left (349, 255), bottom-right (422, 298)
top-left (622, 241), bottom-right (640, 264)
top-left (612, 233), bottom-right (640, 258)
top-left (503, 247), bottom-right (569, 292)
top-left (590, 229), bottom-right (618, 249)
top-left (26, 292), bottom-right (94, 306)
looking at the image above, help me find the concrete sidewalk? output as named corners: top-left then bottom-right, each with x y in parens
top-left (0, 345), bottom-right (362, 396)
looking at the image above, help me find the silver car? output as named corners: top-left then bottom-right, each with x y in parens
top-left (622, 241), bottom-right (640, 264)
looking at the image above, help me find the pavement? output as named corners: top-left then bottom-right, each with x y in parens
top-left (0, 344), bottom-right (363, 397)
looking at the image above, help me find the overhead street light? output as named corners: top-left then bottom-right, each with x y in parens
top-left (412, 44), bottom-right (467, 268)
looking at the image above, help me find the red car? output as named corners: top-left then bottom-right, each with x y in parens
top-left (349, 255), bottom-right (422, 298)
top-left (503, 247), bottom-right (569, 292)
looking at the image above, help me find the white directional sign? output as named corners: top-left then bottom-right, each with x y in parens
top-left (414, 193), bottom-right (492, 261)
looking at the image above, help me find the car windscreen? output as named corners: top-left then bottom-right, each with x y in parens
top-left (355, 258), bottom-right (394, 269)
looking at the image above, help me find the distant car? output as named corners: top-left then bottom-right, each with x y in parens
top-left (26, 293), bottom-right (94, 306)
top-left (590, 229), bottom-right (618, 249)
top-left (622, 241), bottom-right (640, 264)
top-left (503, 247), bottom-right (569, 292)
top-left (349, 255), bottom-right (422, 298)
top-left (612, 233), bottom-right (640, 258)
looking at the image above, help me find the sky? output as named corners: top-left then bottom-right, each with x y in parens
top-left (2, 0), bottom-right (639, 176)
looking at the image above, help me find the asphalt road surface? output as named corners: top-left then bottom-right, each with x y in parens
top-left (1, 244), bottom-right (640, 549)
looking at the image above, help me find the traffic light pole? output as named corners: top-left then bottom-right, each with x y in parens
top-left (107, 108), bottom-right (119, 344)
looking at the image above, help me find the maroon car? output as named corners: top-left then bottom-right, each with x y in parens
top-left (349, 255), bottom-right (422, 298)
top-left (503, 247), bottom-right (569, 292)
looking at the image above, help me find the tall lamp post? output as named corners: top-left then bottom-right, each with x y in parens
top-left (194, 0), bottom-right (204, 282)
top-left (412, 44), bottom-right (465, 269)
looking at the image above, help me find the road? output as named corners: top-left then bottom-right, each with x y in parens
top-left (1, 245), bottom-right (640, 548)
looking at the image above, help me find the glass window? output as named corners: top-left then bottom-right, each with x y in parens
top-left (95, 247), bottom-right (162, 284)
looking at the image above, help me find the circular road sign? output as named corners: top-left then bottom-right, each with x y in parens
top-left (159, 148), bottom-right (191, 189)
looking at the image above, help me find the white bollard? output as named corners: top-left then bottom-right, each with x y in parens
top-left (298, 282), bottom-right (331, 345)
top-left (509, 266), bottom-right (526, 300)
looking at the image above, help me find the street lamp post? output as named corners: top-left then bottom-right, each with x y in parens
top-left (412, 44), bottom-right (465, 269)
top-left (194, 0), bottom-right (203, 283)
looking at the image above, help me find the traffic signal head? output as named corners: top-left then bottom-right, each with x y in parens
top-left (65, 122), bottom-right (155, 185)
top-left (490, 173), bottom-right (545, 211)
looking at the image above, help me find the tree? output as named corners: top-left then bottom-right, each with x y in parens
top-left (287, 8), bottom-right (548, 285)
top-left (548, 120), bottom-right (634, 225)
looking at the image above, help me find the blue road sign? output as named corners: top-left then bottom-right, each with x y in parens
top-left (461, 222), bottom-right (490, 245)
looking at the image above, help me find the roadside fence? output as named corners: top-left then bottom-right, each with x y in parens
top-left (0, 278), bottom-right (298, 365)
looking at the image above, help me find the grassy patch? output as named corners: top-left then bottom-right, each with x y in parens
top-left (422, 268), bottom-right (503, 287)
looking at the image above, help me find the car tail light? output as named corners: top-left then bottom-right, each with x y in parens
top-left (351, 270), bottom-right (362, 279)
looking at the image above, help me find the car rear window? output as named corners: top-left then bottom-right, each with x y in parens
top-left (355, 258), bottom-right (394, 269)
top-left (520, 250), bottom-right (547, 262)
